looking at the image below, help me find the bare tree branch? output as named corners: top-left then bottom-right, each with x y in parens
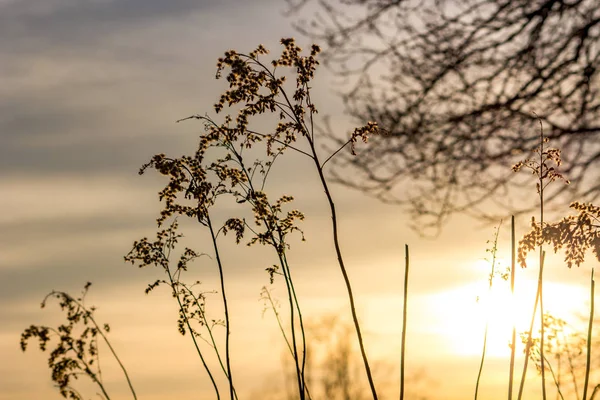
top-left (289, 0), bottom-right (600, 235)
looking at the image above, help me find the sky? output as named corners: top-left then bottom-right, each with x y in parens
top-left (1, 1), bottom-right (598, 399)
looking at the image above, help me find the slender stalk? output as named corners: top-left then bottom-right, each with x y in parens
top-left (539, 125), bottom-right (547, 400)
top-left (165, 269), bottom-right (220, 400)
top-left (475, 304), bottom-right (491, 400)
top-left (229, 143), bottom-right (307, 400)
top-left (279, 249), bottom-right (305, 400)
top-left (590, 385), bottom-right (600, 400)
top-left (582, 268), bottom-right (595, 400)
top-left (254, 55), bottom-right (378, 398)
top-left (184, 286), bottom-right (239, 400)
top-left (517, 251), bottom-right (546, 400)
top-left (540, 246), bottom-right (547, 400)
top-left (556, 353), bottom-right (561, 400)
top-left (245, 54), bottom-right (376, 398)
top-left (309, 142), bottom-right (378, 400)
top-left (541, 354), bottom-right (565, 400)
top-left (509, 215), bottom-right (517, 400)
top-left (206, 212), bottom-right (235, 400)
top-left (263, 288), bottom-right (295, 359)
top-left (518, 126), bottom-right (548, 400)
top-left (475, 224), bottom-right (501, 400)
top-left (80, 358), bottom-right (112, 400)
top-left (263, 287), bottom-right (313, 400)
top-left (280, 252), bottom-right (308, 400)
top-left (400, 244), bottom-right (410, 400)
top-left (62, 293), bottom-right (138, 400)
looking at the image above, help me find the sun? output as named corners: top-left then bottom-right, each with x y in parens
top-left (425, 260), bottom-right (588, 358)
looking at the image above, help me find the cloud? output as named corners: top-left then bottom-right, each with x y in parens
top-left (0, 0), bottom-right (224, 48)
top-left (0, 0), bottom-right (301, 178)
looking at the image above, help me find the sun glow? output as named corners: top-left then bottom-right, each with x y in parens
top-left (426, 260), bottom-right (588, 358)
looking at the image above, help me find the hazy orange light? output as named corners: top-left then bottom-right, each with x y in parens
top-left (425, 260), bottom-right (587, 358)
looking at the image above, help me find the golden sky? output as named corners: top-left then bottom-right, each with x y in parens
top-left (1, 1), bottom-right (597, 399)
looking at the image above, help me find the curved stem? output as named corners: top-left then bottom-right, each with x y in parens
top-left (270, 59), bottom-right (378, 397)
top-left (590, 385), bottom-right (600, 400)
top-left (60, 293), bottom-right (137, 400)
top-left (279, 250), bottom-right (305, 399)
top-left (517, 251), bottom-right (546, 400)
top-left (308, 139), bottom-right (378, 400)
top-left (262, 287), bottom-right (313, 400)
top-left (206, 211), bottom-right (235, 400)
top-left (165, 269), bottom-right (221, 400)
top-left (184, 285), bottom-right (239, 400)
top-left (229, 140), bottom-right (308, 400)
top-left (280, 250), bottom-right (308, 399)
top-left (475, 224), bottom-right (501, 400)
top-left (541, 354), bottom-right (565, 400)
top-left (80, 360), bottom-right (111, 400)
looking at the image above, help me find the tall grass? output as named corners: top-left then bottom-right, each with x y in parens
top-left (20, 38), bottom-right (600, 400)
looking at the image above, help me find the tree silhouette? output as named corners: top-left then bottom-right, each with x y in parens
top-left (288, 0), bottom-right (600, 234)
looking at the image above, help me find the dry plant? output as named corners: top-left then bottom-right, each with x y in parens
top-left (20, 282), bottom-right (137, 400)
top-left (512, 123), bottom-right (599, 400)
top-left (513, 119), bottom-right (570, 400)
top-left (21, 38), bottom-right (384, 400)
top-left (19, 37), bottom-right (600, 400)
top-left (474, 222), bottom-right (505, 400)
top-left (124, 37), bottom-right (380, 400)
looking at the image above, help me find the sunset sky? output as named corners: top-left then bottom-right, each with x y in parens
top-left (1, 1), bottom-right (597, 399)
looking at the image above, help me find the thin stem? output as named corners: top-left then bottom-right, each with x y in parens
top-left (206, 212), bottom-right (235, 400)
top-left (475, 223), bottom-right (501, 400)
top-left (518, 124), bottom-right (548, 400)
top-left (509, 215), bottom-right (517, 400)
top-left (582, 268), bottom-right (594, 400)
top-left (400, 244), bottom-right (409, 400)
top-left (280, 251), bottom-right (308, 400)
top-left (590, 385), bottom-right (600, 400)
top-left (556, 353), bottom-right (561, 400)
top-left (263, 287), bottom-right (313, 400)
top-left (517, 251), bottom-right (546, 400)
top-left (165, 269), bottom-right (220, 400)
top-left (60, 293), bottom-right (138, 400)
top-left (309, 142), bottom-right (378, 400)
top-left (222, 52), bottom-right (375, 399)
top-left (263, 287), bottom-right (295, 358)
top-left (540, 244), bottom-right (547, 400)
top-left (293, 94), bottom-right (377, 398)
top-left (320, 136), bottom-right (354, 169)
top-left (475, 300), bottom-right (491, 400)
top-left (279, 248), bottom-right (305, 400)
top-left (95, 335), bottom-right (103, 385)
top-left (228, 143), bottom-right (307, 400)
top-left (79, 357), bottom-right (111, 400)
top-left (184, 286), bottom-right (239, 400)
top-left (539, 123), bottom-right (547, 400)
top-left (542, 354), bottom-right (566, 400)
